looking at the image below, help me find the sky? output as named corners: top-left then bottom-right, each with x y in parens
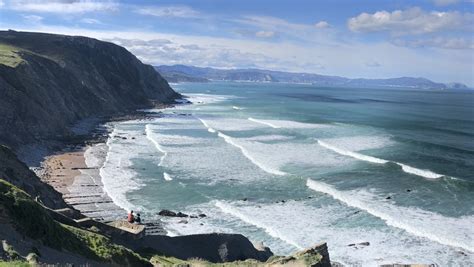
top-left (0, 0), bottom-right (473, 85)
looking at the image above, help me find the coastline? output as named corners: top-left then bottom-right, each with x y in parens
top-left (37, 110), bottom-right (169, 229)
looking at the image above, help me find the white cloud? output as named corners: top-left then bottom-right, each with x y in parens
top-left (393, 37), bottom-right (474, 49)
top-left (255, 30), bottom-right (275, 38)
top-left (135, 5), bottom-right (199, 18)
top-left (22, 14), bottom-right (42, 23)
top-left (0, 0), bottom-right (4, 8)
top-left (5, 25), bottom-right (473, 85)
top-left (237, 15), bottom-right (307, 32)
top-left (233, 15), bottom-right (338, 45)
top-left (348, 7), bottom-right (473, 35)
top-left (9, 0), bottom-right (118, 14)
top-left (315, 21), bottom-right (330, 29)
top-left (80, 18), bottom-right (101, 24)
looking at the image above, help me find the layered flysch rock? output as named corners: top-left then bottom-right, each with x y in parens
top-left (0, 30), bottom-right (180, 149)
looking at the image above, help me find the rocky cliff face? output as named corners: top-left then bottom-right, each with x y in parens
top-left (0, 30), bottom-right (180, 149)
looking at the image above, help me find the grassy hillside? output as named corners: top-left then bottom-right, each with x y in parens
top-left (0, 179), bottom-right (151, 266)
top-left (0, 44), bottom-right (24, 68)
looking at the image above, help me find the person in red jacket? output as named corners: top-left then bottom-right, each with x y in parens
top-left (127, 210), bottom-right (135, 223)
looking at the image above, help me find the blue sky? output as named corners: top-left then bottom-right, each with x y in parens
top-left (0, 0), bottom-right (473, 85)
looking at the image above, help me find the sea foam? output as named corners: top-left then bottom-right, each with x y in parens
top-left (248, 117), bottom-right (281, 128)
top-left (145, 124), bottom-right (167, 166)
top-left (215, 200), bottom-right (303, 250)
top-left (306, 179), bottom-right (474, 252)
top-left (216, 132), bottom-right (287, 176)
top-left (100, 127), bottom-right (144, 211)
top-left (317, 140), bottom-right (388, 164)
top-left (317, 139), bottom-right (445, 179)
top-left (163, 172), bottom-right (173, 181)
top-left (248, 117), bottom-right (328, 129)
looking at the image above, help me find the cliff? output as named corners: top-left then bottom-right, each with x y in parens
top-left (0, 30), bottom-right (180, 149)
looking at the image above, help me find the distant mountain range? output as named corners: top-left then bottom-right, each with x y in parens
top-left (156, 64), bottom-right (468, 90)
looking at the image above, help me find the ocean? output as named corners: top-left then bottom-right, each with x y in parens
top-left (87, 82), bottom-right (474, 266)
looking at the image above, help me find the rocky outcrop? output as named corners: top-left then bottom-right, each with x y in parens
top-left (267, 243), bottom-right (331, 267)
top-left (125, 233), bottom-right (274, 263)
top-left (0, 145), bottom-right (67, 209)
top-left (0, 30), bottom-right (180, 149)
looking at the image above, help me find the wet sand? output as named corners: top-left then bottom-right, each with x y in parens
top-left (41, 144), bottom-right (124, 222)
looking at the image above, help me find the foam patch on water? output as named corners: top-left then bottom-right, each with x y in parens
top-left (217, 132), bottom-right (287, 176)
top-left (306, 179), bottom-right (474, 253)
top-left (145, 116), bottom-right (273, 183)
top-left (318, 136), bottom-right (394, 152)
top-left (248, 117), bottom-right (329, 129)
top-left (198, 116), bottom-right (266, 131)
top-left (100, 127), bottom-right (148, 211)
top-left (232, 106), bottom-right (243, 110)
top-left (213, 133), bottom-right (350, 175)
top-left (215, 200), bottom-right (303, 250)
top-left (396, 163), bottom-right (443, 179)
top-left (84, 143), bottom-right (106, 168)
top-left (318, 140), bottom-right (388, 164)
top-left (183, 93), bottom-right (235, 105)
top-left (245, 135), bottom-right (294, 142)
top-left (145, 124), bottom-right (167, 166)
top-left (207, 198), bottom-right (474, 266)
top-left (163, 172), bottom-right (173, 181)
top-left (317, 139), bottom-right (445, 179)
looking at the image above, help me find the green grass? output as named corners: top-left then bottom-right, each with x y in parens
top-left (0, 44), bottom-right (24, 68)
top-left (0, 179), bottom-right (150, 266)
top-left (0, 261), bottom-right (31, 267)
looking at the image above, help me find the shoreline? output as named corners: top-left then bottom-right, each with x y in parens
top-left (37, 110), bottom-right (169, 230)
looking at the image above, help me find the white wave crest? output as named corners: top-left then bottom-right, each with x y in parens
top-left (317, 139), bottom-right (445, 179)
top-left (100, 128), bottom-right (142, 211)
top-left (317, 140), bottom-right (388, 164)
top-left (396, 163), bottom-right (443, 179)
top-left (215, 201), bottom-right (303, 250)
top-left (145, 124), bottom-right (168, 166)
top-left (306, 179), bottom-right (474, 252)
top-left (216, 132), bottom-right (286, 176)
top-left (248, 117), bottom-right (281, 128)
top-left (163, 172), bottom-right (173, 181)
top-left (248, 117), bottom-right (328, 129)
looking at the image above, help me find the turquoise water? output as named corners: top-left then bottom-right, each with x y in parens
top-left (98, 82), bottom-right (474, 266)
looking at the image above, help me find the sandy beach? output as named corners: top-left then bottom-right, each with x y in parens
top-left (38, 116), bottom-right (167, 236)
top-left (40, 143), bottom-right (125, 222)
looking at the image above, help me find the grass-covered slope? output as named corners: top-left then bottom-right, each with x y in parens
top-left (0, 179), bottom-right (151, 266)
top-left (0, 145), bottom-right (66, 209)
top-left (0, 44), bottom-right (24, 68)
